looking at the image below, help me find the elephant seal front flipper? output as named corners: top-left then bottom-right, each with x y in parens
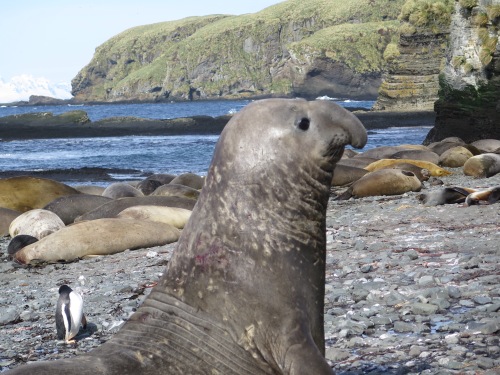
top-left (7, 98), bottom-right (367, 374)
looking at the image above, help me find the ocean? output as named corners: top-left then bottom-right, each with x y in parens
top-left (0, 99), bottom-right (433, 186)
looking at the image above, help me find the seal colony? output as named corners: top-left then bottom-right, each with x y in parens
top-left (7, 98), bottom-right (367, 374)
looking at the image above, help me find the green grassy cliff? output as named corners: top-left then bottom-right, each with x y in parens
top-left (71, 0), bottom-right (406, 102)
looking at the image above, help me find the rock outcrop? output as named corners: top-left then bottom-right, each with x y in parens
top-left (373, 32), bottom-right (448, 110)
top-left (425, 0), bottom-right (500, 143)
top-left (0, 112), bottom-right (231, 140)
top-left (373, 0), bottom-right (455, 111)
top-left (71, 0), bottom-right (405, 102)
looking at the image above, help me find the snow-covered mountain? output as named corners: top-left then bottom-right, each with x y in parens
top-left (0, 75), bottom-right (73, 103)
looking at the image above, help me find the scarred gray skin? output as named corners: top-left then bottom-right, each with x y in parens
top-left (8, 98), bottom-right (367, 375)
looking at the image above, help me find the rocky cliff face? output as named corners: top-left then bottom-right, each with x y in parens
top-left (373, 0), bottom-right (455, 111)
top-left (424, 0), bottom-right (500, 143)
top-left (373, 32), bottom-right (448, 110)
top-left (71, 0), bottom-right (404, 102)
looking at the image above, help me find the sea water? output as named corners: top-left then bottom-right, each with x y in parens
top-left (0, 99), bottom-right (432, 185)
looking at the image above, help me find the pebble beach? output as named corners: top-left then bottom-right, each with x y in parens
top-left (0, 169), bottom-right (499, 374)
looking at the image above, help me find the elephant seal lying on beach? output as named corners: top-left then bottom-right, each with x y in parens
top-left (0, 176), bottom-right (80, 212)
top-left (8, 98), bottom-right (367, 374)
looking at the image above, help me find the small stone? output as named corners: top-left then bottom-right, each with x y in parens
top-left (465, 257), bottom-right (481, 269)
top-left (325, 348), bottom-right (350, 362)
top-left (459, 299), bottom-right (475, 308)
top-left (409, 345), bottom-right (424, 357)
top-left (354, 240), bottom-right (365, 251)
top-left (430, 298), bottom-right (451, 310)
top-left (411, 302), bottom-right (438, 315)
top-left (346, 337), bottom-right (365, 348)
top-left (406, 249), bottom-right (419, 260)
top-left (476, 356), bottom-right (495, 370)
top-left (480, 321), bottom-right (500, 335)
top-left (473, 295), bottom-right (492, 305)
top-left (486, 303), bottom-right (500, 312)
top-left (445, 333), bottom-right (460, 344)
top-left (447, 285), bottom-right (461, 299)
top-left (372, 316), bottom-right (393, 325)
top-left (438, 357), bottom-right (463, 370)
top-left (360, 264), bottom-right (372, 273)
top-left (394, 321), bottom-right (414, 333)
top-left (419, 351), bottom-right (432, 359)
top-left (418, 275), bottom-right (436, 286)
top-left (0, 307), bottom-right (20, 326)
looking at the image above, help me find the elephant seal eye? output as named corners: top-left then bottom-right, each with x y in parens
top-left (297, 118), bottom-right (310, 131)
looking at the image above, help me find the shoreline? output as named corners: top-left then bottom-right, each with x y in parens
top-left (1, 170), bottom-right (499, 374)
top-left (0, 110), bottom-right (435, 141)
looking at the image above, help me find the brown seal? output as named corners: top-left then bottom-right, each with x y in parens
top-left (438, 146), bottom-right (473, 168)
top-left (336, 169), bottom-right (423, 199)
top-left (43, 194), bottom-right (113, 225)
top-left (102, 182), bottom-right (144, 199)
top-left (0, 176), bottom-right (80, 212)
top-left (7, 98), bottom-right (367, 374)
top-left (463, 153), bottom-right (500, 178)
top-left (11, 218), bottom-right (180, 265)
top-left (74, 195), bottom-right (197, 222)
top-left (0, 207), bottom-right (21, 236)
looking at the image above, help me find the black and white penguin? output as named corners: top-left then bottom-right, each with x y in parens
top-left (55, 285), bottom-right (86, 343)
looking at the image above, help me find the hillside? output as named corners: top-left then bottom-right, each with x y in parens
top-left (71, 0), bottom-right (405, 102)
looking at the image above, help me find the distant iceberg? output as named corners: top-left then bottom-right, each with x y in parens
top-left (0, 74), bottom-right (73, 103)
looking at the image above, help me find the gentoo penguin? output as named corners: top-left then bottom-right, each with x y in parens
top-left (55, 285), bottom-right (86, 343)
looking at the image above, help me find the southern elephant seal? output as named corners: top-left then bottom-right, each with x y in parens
top-left (151, 183), bottom-right (201, 200)
top-left (427, 137), bottom-right (466, 155)
top-left (117, 205), bottom-right (192, 229)
top-left (143, 173), bottom-right (177, 185)
top-left (438, 146), bottom-right (473, 168)
top-left (169, 172), bottom-right (204, 190)
top-left (364, 159), bottom-right (452, 177)
top-left (9, 209), bottom-right (65, 239)
top-left (379, 163), bottom-right (430, 182)
top-left (337, 156), bottom-right (378, 168)
top-left (74, 195), bottom-right (197, 222)
top-left (390, 149), bottom-right (439, 165)
top-left (11, 218), bottom-right (181, 265)
top-left (102, 182), bottom-right (144, 199)
top-left (135, 178), bottom-right (163, 195)
top-left (7, 235), bottom-right (39, 258)
top-left (463, 153), bottom-right (500, 178)
top-left (0, 207), bottom-right (21, 237)
top-left (43, 194), bottom-right (113, 225)
top-left (470, 139), bottom-right (500, 154)
top-left (0, 176), bottom-right (80, 212)
top-left (73, 185), bottom-right (106, 195)
top-left (7, 98), bottom-right (367, 374)
top-left (331, 164), bottom-right (368, 186)
top-left (337, 169), bottom-right (423, 199)
top-left (358, 145), bottom-right (417, 159)
top-left (136, 174), bottom-right (176, 195)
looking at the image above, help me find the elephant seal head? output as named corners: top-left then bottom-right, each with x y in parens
top-left (8, 99), bottom-right (366, 375)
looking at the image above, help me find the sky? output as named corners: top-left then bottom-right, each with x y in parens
top-left (0, 0), bottom-right (285, 85)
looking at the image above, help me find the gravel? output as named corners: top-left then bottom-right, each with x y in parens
top-left (1, 169), bottom-right (499, 374)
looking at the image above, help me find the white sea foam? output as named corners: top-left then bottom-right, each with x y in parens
top-left (0, 74), bottom-right (73, 103)
top-left (316, 95), bottom-right (339, 101)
